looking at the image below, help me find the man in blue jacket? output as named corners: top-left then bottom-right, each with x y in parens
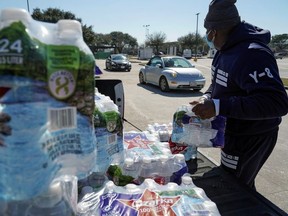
top-left (191, 0), bottom-right (288, 189)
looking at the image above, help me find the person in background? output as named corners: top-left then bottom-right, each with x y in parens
top-left (190, 0), bottom-right (288, 189)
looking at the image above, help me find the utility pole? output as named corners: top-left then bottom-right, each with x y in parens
top-left (194, 13), bottom-right (200, 62)
top-left (26, 0), bottom-right (30, 13)
top-left (143, 24), bottom-right (150, 47)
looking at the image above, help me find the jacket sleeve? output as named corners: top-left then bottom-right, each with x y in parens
top-left (219, 49), bottom-right (288, 120)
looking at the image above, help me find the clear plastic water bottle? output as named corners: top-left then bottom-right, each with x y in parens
top-left (122, 158), bottom-right (138, 179)
top-left (155, 155), bottom-right (172, 185)
top-left (181, 175), bottom-right (196, 188)
top-left (170, 154), bottom-right (189, 184)
top-left (138, 156), bottom-right (154, 183)
top-left (185, 145), bottom-right (198, 160)
top-left (25, 181), bottom-right (73, 216)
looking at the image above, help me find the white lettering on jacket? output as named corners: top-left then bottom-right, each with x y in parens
top-left (249, 68), bottom-right (273, 83)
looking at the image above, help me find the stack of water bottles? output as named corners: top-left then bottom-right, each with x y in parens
top-left (119, 153), bottom-right (188, 185)
top-left (169, 104), bottom-right (226, 162)
top-left (93, 88), bottom-right (124, 173)
top-left (146, 122), bottom-right (173, 142)
top-left (77, 176), bottom-right (221, 216)
top-left (0, 8), bottom-right (97, 215)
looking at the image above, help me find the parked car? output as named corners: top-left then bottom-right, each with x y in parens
top-left (139, 55), bottom-right (206, 92)
top-left (105, 54), bottom-right (132, 71)
top-left (274, 52), bottom-right (285, 59)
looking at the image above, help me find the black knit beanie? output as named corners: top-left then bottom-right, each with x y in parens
top-left (204, 0), bottom-right (241, 30)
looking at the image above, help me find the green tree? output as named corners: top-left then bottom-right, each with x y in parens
top-left (31, 8), bottom-right (96, 47)
top-left (271, 34), bottom-right (288, 51)
top-left (105, 31), bottom-right (137, 53)
top-left (178, 33), bottom-right (205, 54)
top-left (146, 31), bottom-right (166, 54)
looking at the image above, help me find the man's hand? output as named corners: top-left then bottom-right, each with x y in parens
top-left (190, 99), bottom-right (216, 119)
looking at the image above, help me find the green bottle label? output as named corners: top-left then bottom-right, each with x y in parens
top-left (47, 45), bottom-right (80, 99)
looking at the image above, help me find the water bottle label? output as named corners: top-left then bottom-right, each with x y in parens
top-left (47, 45), bottom-right (79, 99)
top-left (124, 132), bottom-right (171, 159)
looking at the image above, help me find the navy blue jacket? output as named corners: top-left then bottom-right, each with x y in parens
top-left (206, 21), bottom-right (288, 135)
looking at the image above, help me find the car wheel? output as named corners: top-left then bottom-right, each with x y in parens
top-left (139, 72), bottom-right (146, 84)
top-left (159, 76), bottom-right (170, 92)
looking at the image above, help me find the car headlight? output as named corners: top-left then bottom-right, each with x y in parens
top-left (199, 73), bottom-right (205, 79)
top-left (111, 62), bottom-right (116, 65)
top-left (171, 71), bottom-right (178, 78)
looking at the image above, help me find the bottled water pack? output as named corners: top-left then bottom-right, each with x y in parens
top-left (0, 8), bottom-right (97, 200)
top-left (93, 89), bottom-right (124, 173)
top-left (171, 105), bottom-right (226, 148)
top-left (146, 123), bottom-right (173, 142)
top-left (77, 177), bottom-right (221, 216)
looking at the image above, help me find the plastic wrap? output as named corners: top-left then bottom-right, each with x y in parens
top-left (0, 8), bottom-right (96, 200)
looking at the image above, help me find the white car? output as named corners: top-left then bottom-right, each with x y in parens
top-left (139, 55), bottom-right (206, 92)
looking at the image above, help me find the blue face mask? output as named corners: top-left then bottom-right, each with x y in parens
top-left (205, 30), bottom-right (215, 49)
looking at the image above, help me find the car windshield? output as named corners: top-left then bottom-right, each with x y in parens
top-left (112, 55), bottom-right (127, 61)
top-left (163, 57), bottom-right (194, 68)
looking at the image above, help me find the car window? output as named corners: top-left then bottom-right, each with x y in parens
top-left (112, 55), bottom-right (127, 61)
top-left (150, 57), bottom-right (162, 67)
top-left (164, 57), bottom-right (194, 68)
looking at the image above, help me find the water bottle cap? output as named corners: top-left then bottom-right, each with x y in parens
top-left (142, 156), bottom-right (151, 163)
top-left (124, 158), bottom-right (134, 166)
top-left (143, 178), bottom-right (156, 188)
top-left (106, 181), bottom-right (115, 190)
top-left (161, 148), bottom-right (172, 155)
top-left (57, 19), bottom-right (82, 39)
top-left (125, 184), bottom-right (137, 190)
top-left (159, 155), bottom-right (169, 162)
top-left (182, 176), bottom-right (193, 185)
top-left (167, 182), bottom-right (178, 190)
top-left (175, 154), bottom-right (185, 161)
top-left (0, 8), bottom-right (31, 23)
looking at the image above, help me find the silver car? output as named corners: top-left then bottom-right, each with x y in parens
top-left (139, 55), bottom-right (206, 92)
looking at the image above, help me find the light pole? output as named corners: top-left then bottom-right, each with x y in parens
top-left (26, 0), bottom-right (30, 13)
top-left (143, 24), bottom-right (150, 46)
top-left (194, 13), bottom-right (200, 62)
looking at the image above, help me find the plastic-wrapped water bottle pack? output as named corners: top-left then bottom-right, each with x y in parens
top-left (0, 8), bottom-right (97, 203)
top-left (146, 122), bottom-right (173, 142)
top-left (171, 105), bottom-right (226, 148)
top-left (93, 89), bottom-right (124, 173)
top-left (77, 176), bottom-right (221, 216)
